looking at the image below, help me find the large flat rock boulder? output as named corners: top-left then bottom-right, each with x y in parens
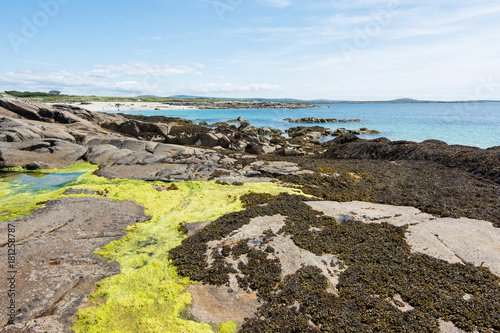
top-left (0, 197), bottom-right (151, 332)
top-left (306, 200), bottom-right (500, 277)
top-left (0, 139), bottom-right (88, 169)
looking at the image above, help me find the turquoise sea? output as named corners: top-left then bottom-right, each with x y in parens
top-left (110, 102), bottom-right (500, 149)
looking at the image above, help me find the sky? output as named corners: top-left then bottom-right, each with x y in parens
top-left (1, 0), bottom-right (500, 100)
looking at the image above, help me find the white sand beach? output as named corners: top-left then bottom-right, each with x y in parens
top-left (49, 102), bottom-right (199, 112)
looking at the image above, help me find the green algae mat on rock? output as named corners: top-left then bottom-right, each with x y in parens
top-left (1, 163), bottom-right (302, 332)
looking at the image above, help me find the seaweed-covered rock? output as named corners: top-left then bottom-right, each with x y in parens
top-left (329, 132), bottom-right (360, 145)
top-left (284, 117), bottom-right (362, 123)
top-left (323, 137), bottom-right (500, 184)
top-left (171, 193), bottom-right (500, 333)
top-left (286, 126), bottom-right (334, 139)
top-left (245, 143), bottom-right (264, 155)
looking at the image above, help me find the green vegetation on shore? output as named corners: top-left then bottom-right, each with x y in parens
top-left (3, 90), bottom-right (240, 104)
top-left (4, 90), bottom-right (499, 104)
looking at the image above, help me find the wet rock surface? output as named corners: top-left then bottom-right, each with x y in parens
top-left (0, 197), bottom-right (151, 332)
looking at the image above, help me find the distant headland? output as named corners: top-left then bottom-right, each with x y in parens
top-left (3, 91), bottom-right (499, 110)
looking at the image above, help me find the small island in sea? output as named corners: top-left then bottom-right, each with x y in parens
top-left (1, 94), bottom-right (499, 333)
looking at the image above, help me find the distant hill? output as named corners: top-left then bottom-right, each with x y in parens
top-left (242, 98), bottom-right (304, 102)
top-left (138, 95), bottom-right (500, 103)
top-left (168, 95), bottom-right (218, 99)
top-left (310, 99), bottom-right (350, 102)
top-left (391, 98), bottom-right (419, 102)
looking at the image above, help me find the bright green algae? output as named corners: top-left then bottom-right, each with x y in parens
top-left (69, 174), bottom-right (300, 333)
top-left (1, 163), bottom-right (302, 332)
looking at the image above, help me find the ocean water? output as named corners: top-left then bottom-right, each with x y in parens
top-left (108, 102), bottom-right (500, 149)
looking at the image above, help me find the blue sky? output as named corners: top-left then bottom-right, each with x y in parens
top-left (1, 0), bottom-right (500, 100)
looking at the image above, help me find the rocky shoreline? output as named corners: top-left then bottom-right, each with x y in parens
top-left (50, 100), bottom-right (320, 112)
top-left (166, 100), bottom-right (320, 109)
top-left (284, 117), bottom-right (362, 123)
top-left (1, 98), bottom-right (499, 332)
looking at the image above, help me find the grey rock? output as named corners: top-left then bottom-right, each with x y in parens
top-left (246, 170), bottom-right (262, 177)
top-left (306, 201), bottom-right (500, 277)
top-left (201, 132), bottom-right (220, 148)
top-left (180, 221), bottom-right (212, 236)
top-left (277, 148), bottom-right (300, 156)
top-left (0, 197), bottom-right (151, 329)
top-left (24, 161), bottom-right (50, 170)
top-left (0, 139), bottom-right (86, 169)
top-left (84, 145), bottom-right (136, 165)
top-left (154, 143), bottom-right (185, 157)
top-left (261, 144), bottom-right (276, 154)
top-left (120, 139), bottom-right (148, 152)
top-left (0, 98), bottom-right (43, 121)
top-left (245, 143), bottom-right (264, 155)
top-left (155, 164), bottom-right (189, 178)
top-left (62, 188), bottom-right (98, 195)
top-left (258, 161), bottom-right (301, 175)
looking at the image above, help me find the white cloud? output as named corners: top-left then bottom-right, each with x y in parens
top-left (0, 62), bottom-right (204, 96)
top-left (0, 65), bottom-right (282, 97)
top-left (135, 36), bottom-right (164, 41)
top-left (175, 83), bottom-right (283, 94)
top-left (91, 62), bottom-right (202, 78)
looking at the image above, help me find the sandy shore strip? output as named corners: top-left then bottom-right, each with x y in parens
top-left (48, 101), bottom-right (199, 112)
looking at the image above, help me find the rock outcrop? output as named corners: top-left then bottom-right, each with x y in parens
top-left (284, 117), bottom-right (362, 123)
top-left (286, 126), bottom-right (379, 141)
top-left (0, 197), bottom-right (151, 331)
top-left (323, 135), bottom-right (500, 184)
